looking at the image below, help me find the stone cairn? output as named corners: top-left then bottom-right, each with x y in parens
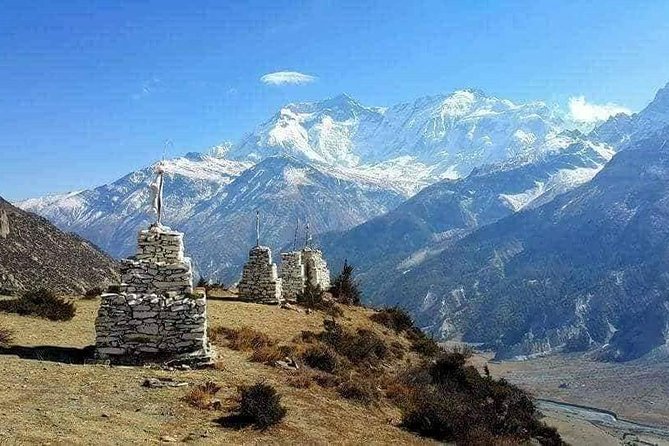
top-left (95, 224), bottom-right (210, 363)
top-left (279, 251), bottom-right (305, 300)
top-left (302, 247), bottom-right (331, 290)
top-left (237, 246), bottom-right (283, 304)
top-left (278, 247), bottom-right (331, 299)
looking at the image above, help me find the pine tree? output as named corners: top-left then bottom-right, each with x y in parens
top-left (330, 260), bottom-right (362, 306)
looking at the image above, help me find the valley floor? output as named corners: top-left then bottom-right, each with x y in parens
top-left (0, 296), bottom-right (665, 445)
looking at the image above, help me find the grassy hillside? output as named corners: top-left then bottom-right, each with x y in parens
top-left (0, 293), bottom-right (600, 445)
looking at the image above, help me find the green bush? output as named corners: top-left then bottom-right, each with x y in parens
top-left (330, 260), bottom-right (362, 305)
top-left (238, 382), bottom-right (287, 429)
top-left (0, 289), bottom-right (75, 321)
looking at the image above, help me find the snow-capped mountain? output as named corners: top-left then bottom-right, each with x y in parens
top-left (19, 88), bottom-right (612, 282)
top-left (230, 90), bottom-right (571, 195)
top-left (354, 82), bottom-right (669, 361)
top-left (20, 153), bottom-right (251, 260)
top-left (318, 136), bottom-right (615, 302)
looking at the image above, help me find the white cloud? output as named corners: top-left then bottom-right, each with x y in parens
top-left (568, 96), bottom-right (631, 123)
top-left (260, 71), bottom-right (317, 86)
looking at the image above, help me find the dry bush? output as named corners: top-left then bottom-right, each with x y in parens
top-left (319, 320), bottom-right (390, 366)
top-left (249, 345), bottom-right (284, 364)
top-left (397, 350), bottom-right (564, 445)
top-left (302, 344), bottom-right (341, 373)
top-left (0, 289), bottom-right (75, 321)
top-left (0, 325), bottom-right (13, 346)
top-left (83, 287), bottom-right (103, 299)
top-left (237, 382), bottom-right (287, 429)
top-left (286, 372), bottom-right (312, 389)
top-left (183, 381), bottom-right (221, 410)
top-left (311, 371), bottom-right (342, 388)
top-left (210, 326), bottom-right (275, 351)
top-left (337, 378), bottom-right (380, 405)
top-left (370, 307), bottom-right (415, 333)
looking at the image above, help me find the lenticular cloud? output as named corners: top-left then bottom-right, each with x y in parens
top-left (260, 71), bottom-right (317, 86)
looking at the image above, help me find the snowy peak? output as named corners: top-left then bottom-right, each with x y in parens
top-left (230, 90), bottom-right (573, 190)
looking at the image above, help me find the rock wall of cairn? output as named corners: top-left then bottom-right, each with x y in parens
top-left (120, 228), bottom-right (193, 295)
top-left (237, 246), bottom-right (283, 303)
top-left (280, 251), bottom-right (305, 300)
top-left (95, 292), bottom-right (207, 359)
top-left (95, 224), bottom-right (208, 363)
top-left (302, 248), bottom-right (331, 290)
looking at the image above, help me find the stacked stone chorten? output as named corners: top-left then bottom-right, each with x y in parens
top-left (302, 247), bottom-right (331, 290)
top-left (279, 251), bottom-right (305, 300)
top-left (237, 246), bottom-right (283, 303)
top-left (95, 162), bottom-right (209, 364)
top-left (95, 224), bottom-right (209, 363)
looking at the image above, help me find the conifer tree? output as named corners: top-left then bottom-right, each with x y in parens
top-left (330, 260), bottom-right (362, 305)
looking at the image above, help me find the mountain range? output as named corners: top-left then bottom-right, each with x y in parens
top-left (16, 84), bottom-right (669, 361)
top-left (19, 89), bottom-right (585, 282)
top-left (326, 83), bottom-right (669, 361)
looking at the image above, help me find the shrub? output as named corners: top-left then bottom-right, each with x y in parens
top-left (397, 351), bottom-right (565, 445)
top-left (249, 345), bottom-right (284, 364)
top-left (210, 326), bottom-right (275, 351)
top-left (370, 307), bottom-right (415, 333)
top-left (0, 325), bottom-right (12, 346)
top-left (407, 329), bottom-right (442, 357)
top-left (183, 381), bottom-right (221, 410)
top-left (330, 260), bottom-right (362, 305)
top-left (237, 382), bottom-right (287, 429)
top-left (296, 281), bottom-right (324, 310)
top-left (196, 277), bottom-right (208, 288)
top-left (337, 379), bottom-right (380, 405)
top-left (0, 289), bottom-right (75, 321)
top-left (83, 287), bottom-right (102, 299)
top-left (302, 344), bottom-right (340, 373)
top-left (107, 284), bottom-right (121, 293)
top-left (319, 320), bottom-right (389, 365)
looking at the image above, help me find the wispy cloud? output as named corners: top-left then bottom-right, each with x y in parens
top-left (568, 96), bottom-right (631, 124)
top-left (260, 71), bottom-right (317, 86)
top-left (132, 77), bottom-right (161, 100)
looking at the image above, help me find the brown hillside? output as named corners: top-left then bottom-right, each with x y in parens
top-left (0, 197), bottom-right (119, 294)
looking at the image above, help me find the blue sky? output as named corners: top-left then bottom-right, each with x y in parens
top-left (1, 0), bottom-right (669, 200)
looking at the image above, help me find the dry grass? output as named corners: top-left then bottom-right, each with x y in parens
top-left (249, 345), bottom-right (285, 364)
top-left (0, 298), bottom-right (428, 445)
top-left (0, 325), bottom-right (12, 346)
top-left (210, 325), bottom-right (275, 351)
top-left (183, 381), bottom-right (221, 410)
top-left (1, 296), bottom-right (663, 445)
top-left (286, 372), bottom-right (312, 389)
